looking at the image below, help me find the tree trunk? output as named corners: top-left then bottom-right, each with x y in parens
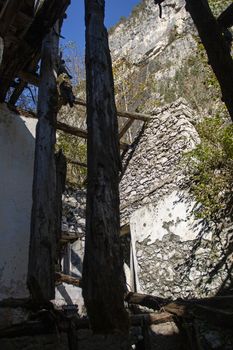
top-left (27, 24), bottom-right (59, 303)
top-left (185, 0), bottom-right (233, 120)
top-left (82, 0), bottom-right (129, 334)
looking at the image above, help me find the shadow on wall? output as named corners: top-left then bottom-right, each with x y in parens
top-left (120, 122), bottom-right (146, 180)
top-left (174, 191), bottom-right (233, 297)
top-left (0, 104), bottom-right (36, 300)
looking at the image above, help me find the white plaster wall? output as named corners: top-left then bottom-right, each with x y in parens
top-left (130, 191), bottom-right (207, 244)
top-left (54, 283), bottom-right (85, 315)
top-left (0, 104), bottom-right (37, 300)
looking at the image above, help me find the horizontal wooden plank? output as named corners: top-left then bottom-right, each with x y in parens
top-left (8, 106), bottom-right (130, 150)
top-left (75, 98), bottom-right (151, 122)
top-left (66, 157), bottom-right (87, 168)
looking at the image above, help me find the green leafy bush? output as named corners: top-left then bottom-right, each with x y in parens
top-left (185, 116), bottom-right (233, 219)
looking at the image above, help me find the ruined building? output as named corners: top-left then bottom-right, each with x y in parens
top-left (0, 0), bottom-right (233, 349)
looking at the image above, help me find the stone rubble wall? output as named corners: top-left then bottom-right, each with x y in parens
top-left (61, 99), bottom-right (232, 301)
top-left (120, 99), bottom-right (199, 226)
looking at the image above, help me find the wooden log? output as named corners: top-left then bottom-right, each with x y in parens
top-left (55, 272), bottom-right (82, 287)
top-left (82, 0), bottom-right (129, 333)
top-left (27, 24), bottom-right (60, 303)
top-left (185, 0), bottom-right (233, 121)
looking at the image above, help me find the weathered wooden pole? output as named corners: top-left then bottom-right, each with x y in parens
top-left (27, 24), bottom-right (59, 303)
top-left (0, 37), bottom-right (3, 66)
top-left (83, 0), bottom-right (129, 333)
top-left (185, 0), bottom-right (233, 121)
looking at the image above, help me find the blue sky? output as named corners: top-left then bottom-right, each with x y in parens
top-left (61, 0), bottom-right (140, 51)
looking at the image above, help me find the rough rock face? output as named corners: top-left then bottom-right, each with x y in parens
top-left (109, 0), bottom-right (223, 117)
top-left (109, 0), bottom-right (193, 64)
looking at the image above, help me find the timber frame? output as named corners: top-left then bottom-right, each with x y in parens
top-left (0, 0), bottom-right (148, 330)
top-left (1, 0), bottom-right (232, 343)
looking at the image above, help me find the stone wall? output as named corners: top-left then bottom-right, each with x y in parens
top-left (119, 99), bottom-right (232, 298)
top-left (120, 99), bottom-right (199, 226)
top-left (61, 99), bottom-right (232, 300)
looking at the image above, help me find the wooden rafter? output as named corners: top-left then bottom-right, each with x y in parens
top-left (0, 0), bottom-right (70, 101)
top-left (9, 72), bottom-right (151, 123)
top-left (73, 98), bottom-right (152, 122)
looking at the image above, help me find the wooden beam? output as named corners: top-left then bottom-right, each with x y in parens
top-left (10, 79), bottom-right (150, 123)
top-left (9, 52), bottom-right (40, 106)
top-left (27, 24), bottom-right (60, 303)
top-left (56, 121), bottom-right (88, 139)
top-left (18, 70), bottom-right (40, 86)
top-left (67, 158), bottom-right (87, 168)
top-left (75, 98), bottom-right (151, 122)
top-left (7, 105), bottom-right (130, 150)
top-left (119, 118), bottom-right (134, 139)
top-left (57, 121), bottom-right (130, 150)
top-left (55, 150), bottom-right (67, 264)
top-left (8, 81), bottom-right (27, 106)
top-left (83, 0), bottom-right (129, 333)
top-left (55, 272), bottom-right (82, 287)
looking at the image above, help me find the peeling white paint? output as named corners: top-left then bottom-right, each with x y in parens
top-left (130, 190), bottom-right (208, 244)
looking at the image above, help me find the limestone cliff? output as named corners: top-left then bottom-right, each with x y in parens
top-left (109, 0), bottom-right (226, 117)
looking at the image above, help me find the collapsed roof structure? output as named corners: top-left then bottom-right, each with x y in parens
top-left (0, 0), bottom-right (233, 348)
top-left (0, 0), bottom-right (70, 103)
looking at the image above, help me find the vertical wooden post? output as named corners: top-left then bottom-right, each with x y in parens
top-left (0, 37), bottom-right (3, 66)
top-left (27, 24), bottom-right (59, 303)
top-left (82, 0), bottom-right (129, 333)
